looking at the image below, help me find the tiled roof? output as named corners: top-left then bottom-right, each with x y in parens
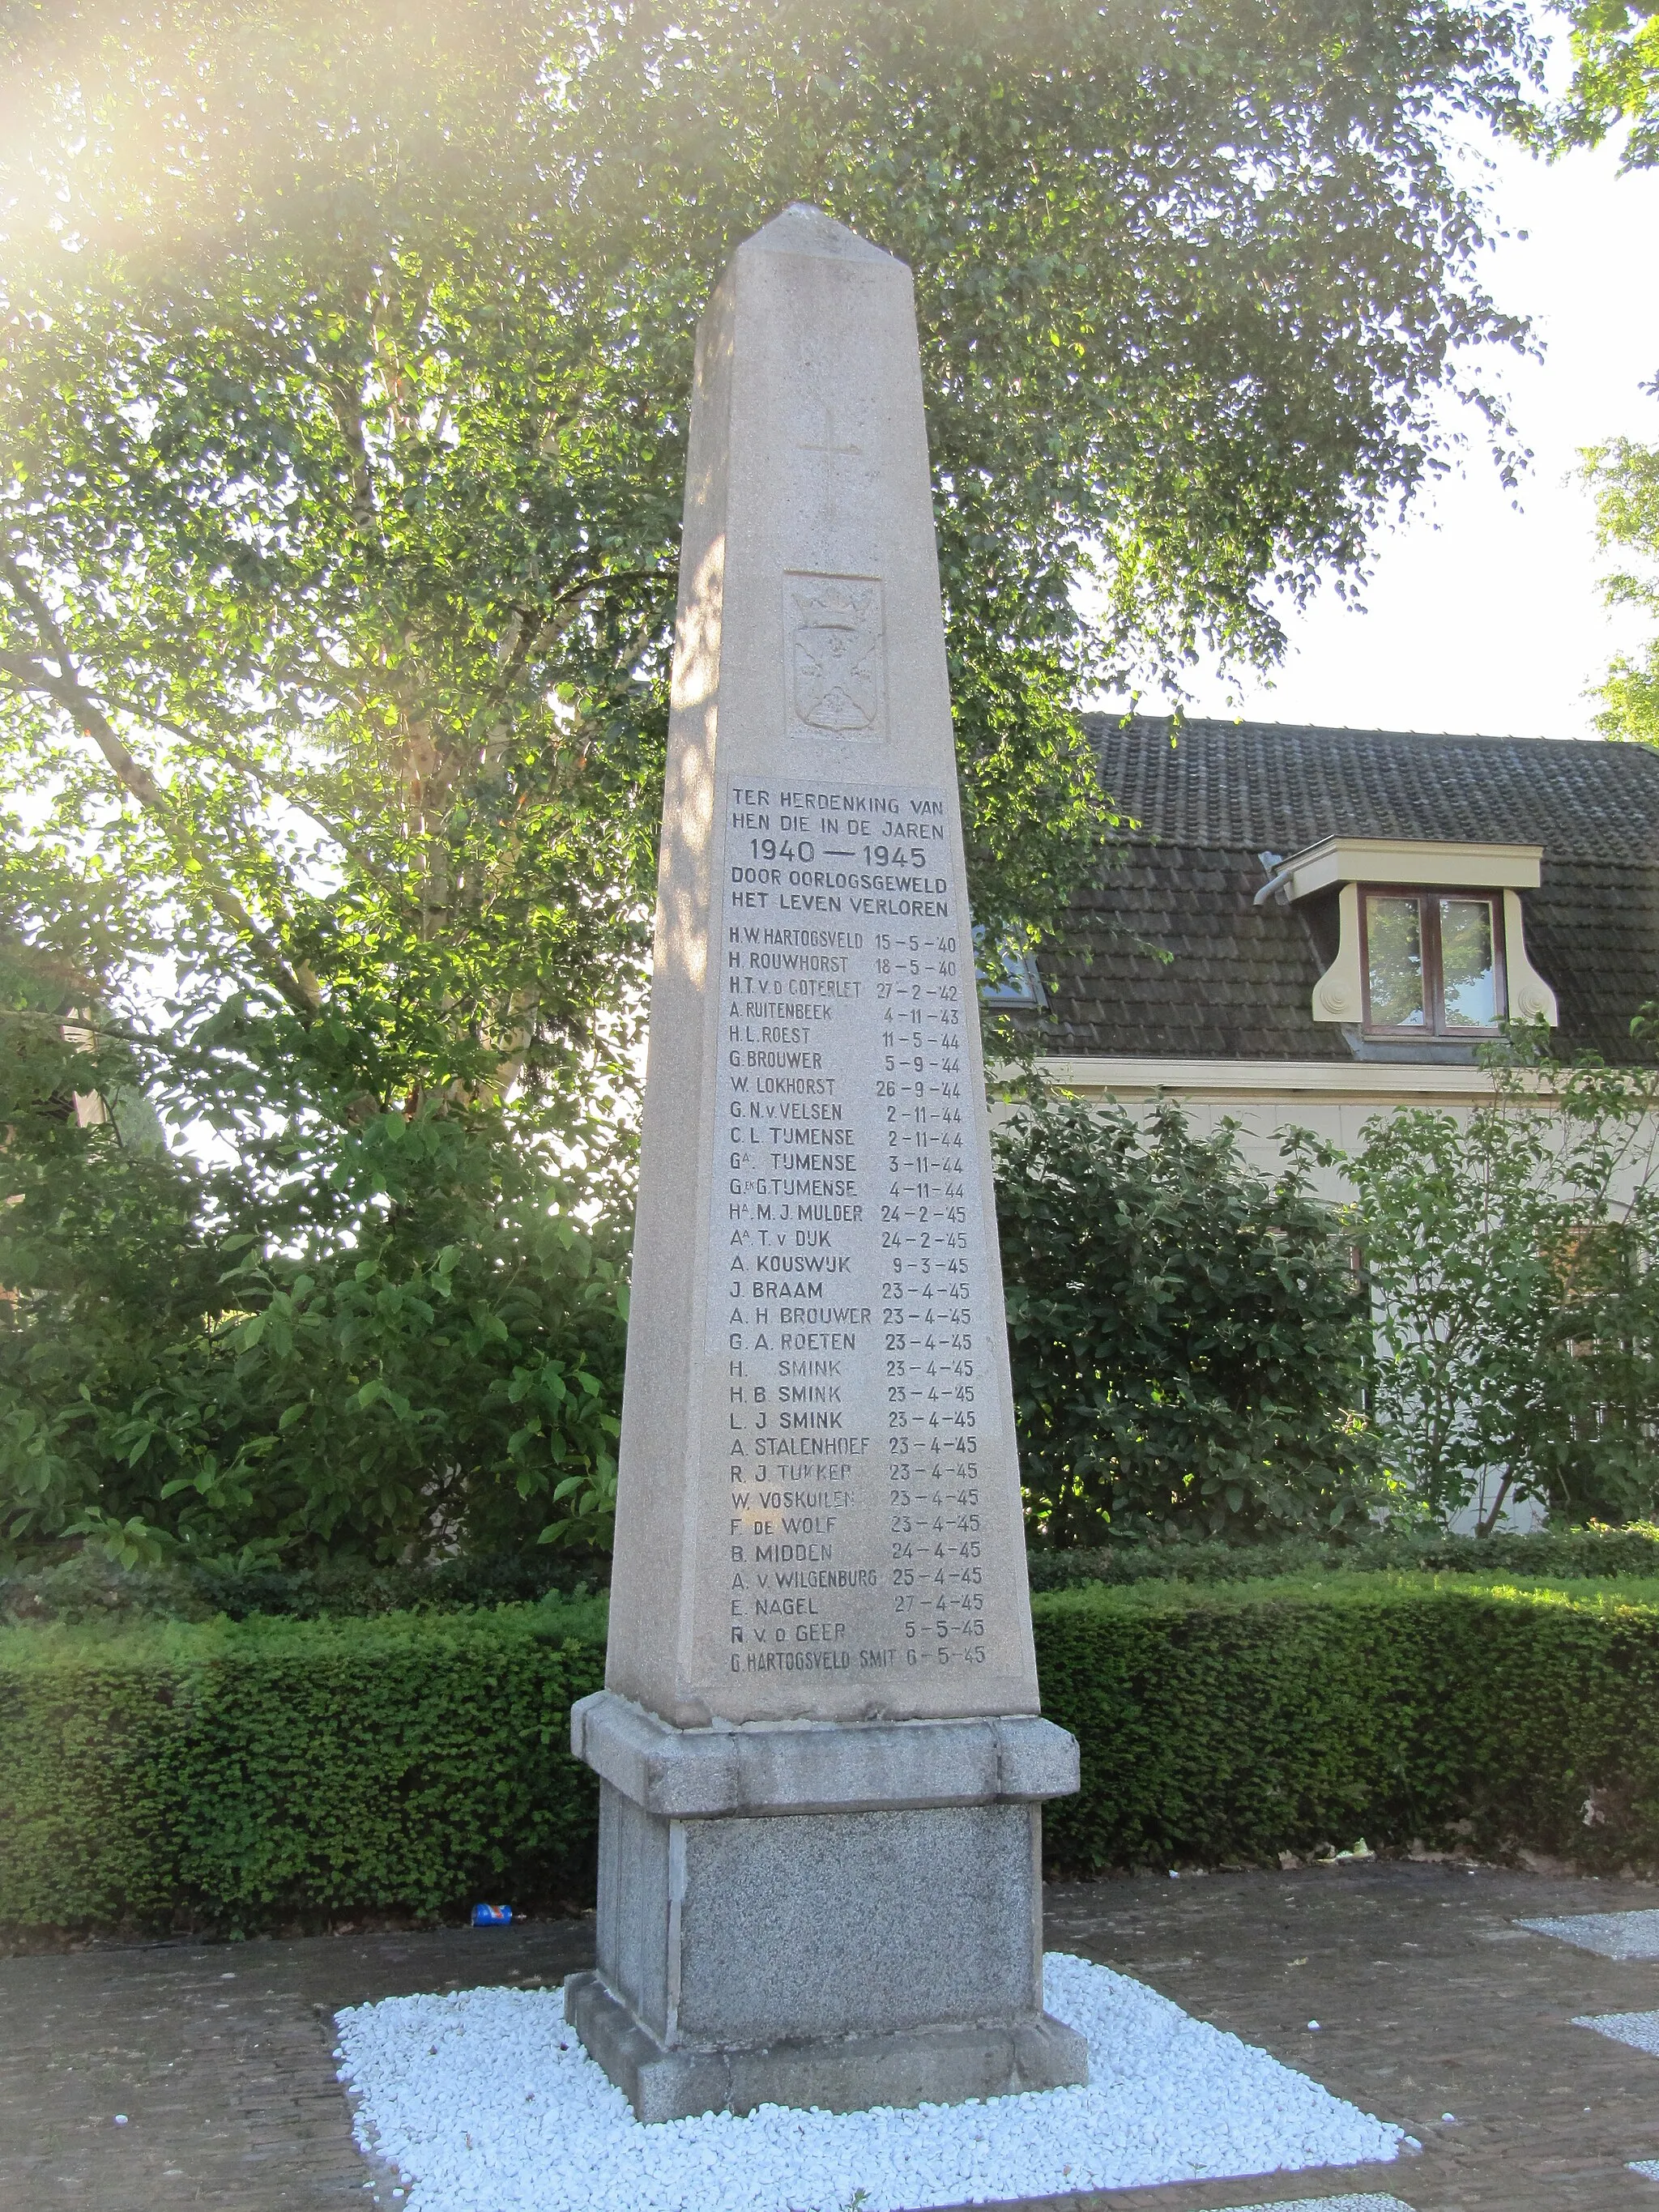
top-left (1095, 715), bottom-right (1659, 864)
top-left (1032, 717), bottom-right (1659, 1063)
top-left (1040, 842), bottom-right (1354, 1061)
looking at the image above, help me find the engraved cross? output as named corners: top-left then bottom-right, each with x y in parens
top-left (797, 403), bottom-right (862, 525)
top-left (797, 403), bottom-right (861, 462)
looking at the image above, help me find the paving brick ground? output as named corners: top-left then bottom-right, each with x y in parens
top-left (4, 1863), bottom-right (1659, 2211)
top-left (1033, 1861), bottom-right (1659, 2212)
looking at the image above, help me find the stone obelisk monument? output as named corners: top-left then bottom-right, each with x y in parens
top-left (564, 204), bottom-right (1087, 2122)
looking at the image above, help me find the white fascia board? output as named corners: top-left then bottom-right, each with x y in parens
top-left (1283, 836), bottom-right (1542, 899)
top-left (1030, 1055), bottom-right (1560, 1106)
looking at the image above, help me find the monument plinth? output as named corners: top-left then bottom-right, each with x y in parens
top-left (565, 203), bottom-right (1087, 2121)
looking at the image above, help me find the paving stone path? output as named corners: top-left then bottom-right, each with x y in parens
top-left (1039, 1862), bottom-right (1659, 2212)
top-left (4, 1862), bottom-right (1659, 2210)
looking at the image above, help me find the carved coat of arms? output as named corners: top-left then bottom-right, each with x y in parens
top-left (787, 577), bottom-right (884, 738)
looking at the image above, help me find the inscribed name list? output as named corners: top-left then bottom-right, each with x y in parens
top-left (694, 774), bottom-right (1032, 1719)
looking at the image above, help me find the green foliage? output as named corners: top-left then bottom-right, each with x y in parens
top-left (0, 0), bottom-right (1541, 1122)
top-left (995, 1091), bottom-right (1381, 1545)
top-left (8, 1519), bottom-right (1659, 1619)
top-left (1038, 1571), bottom-right (1659, 1872)
top-left (1534, 0), bottom-right (1659, 168)
top-left (1580, 437), bottom-right (1659, 748)
top-left (11, 1572), bottom-right (1659, 1935)
top-left (1025, 1518), bottom-right (1659, 1588)
top-left (0, 1598), bottom-right (606, 1936)
top-left (0, 0), bottom-right (1539, 1563)
top-left (0, 1545), bottom-right (608, 1626)
top-left (0, 1009), bottom-right (629, 1564)
top-left (1553, 0), bottom-right (1659, 754)
top-left (0, 0), bottom-right (1539, 982)
top-left (1350, 1041), bottom-right (1659, 1531)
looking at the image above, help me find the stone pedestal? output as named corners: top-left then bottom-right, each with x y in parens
top-left (569, 203), bottom-right (1086, 2120)
top-left (565, 1691), bottom-right (1086, 2120)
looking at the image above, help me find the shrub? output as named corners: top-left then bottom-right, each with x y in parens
top-left (0, 1017), bottom-right (629, 1572)
top-left (10, 1572), bottom-right (1659, 1937)
top-left (0, 1596), bottom-right (606, 1936)
top-left (10, 1521), bottom-right (1659, 1622)
top-left (995, 1091), bottom-right (1380, 1545)
top-left (1038, 1573), bottom-right (1659, 1871)
top-left (1023, 1519), bottom-right (1659, 1590)
top-left (1350, 1042), bottom-right (1659, 1530)
top-left (0, 1544), bottom-right (610, 1626)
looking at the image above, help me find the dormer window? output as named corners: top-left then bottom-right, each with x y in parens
top-left (975, 927), bottom-right (1047, 1009)
top-left (1363, 889), bottom-right (1505, 1036)
top-left (1254, 836), bottom-right (1559, 1034)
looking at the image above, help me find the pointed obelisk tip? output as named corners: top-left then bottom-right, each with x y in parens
top-left (741, 201), bottom-right (898, 266)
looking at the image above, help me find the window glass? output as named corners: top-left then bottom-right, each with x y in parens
top-left (1439, 897), bottom-right (1498, 1027)
top-left (973, 925), bottom-right (1044, 1007)
top-left (1366, 896), bottom-right (1425, 1026)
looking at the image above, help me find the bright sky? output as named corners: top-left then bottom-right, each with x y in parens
top-left (1118, 126), bottom-right (1659, 740)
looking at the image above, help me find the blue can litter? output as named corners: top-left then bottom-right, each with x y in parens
top-left (471, 1903), bottom-right (513, 1926)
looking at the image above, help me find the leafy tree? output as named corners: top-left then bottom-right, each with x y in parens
top-left (0, 1004), bottom-right (628, 1566)
top-left (1537, 0), bottom-right (1659, 168)
top-left (1581, 437), bottom-right (1659, 745)
top-left (1350, 1102), bottom-right (1569, 1531)
top-left (0, 0), bottom-right (1541, 1054)
top-left (1527, 0), bottom-right (1658, 748)
top-left (1349, 1036), bottom-right (1659, 1532)
top-left (0, 0), bottom-right (1542, 1559)
top-left (995, 1091), bottom-right (1381, 1546)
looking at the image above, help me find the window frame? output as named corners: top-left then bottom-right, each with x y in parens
top-left (1358, 883), bottom-right (1508, 1038)
top-left (974, 926), bottom-right (1047, 1009)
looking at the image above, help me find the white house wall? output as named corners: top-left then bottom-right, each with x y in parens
top-left (1024, 1056), bottom-right (1659, 1213)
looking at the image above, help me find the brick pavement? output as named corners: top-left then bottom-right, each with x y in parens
top-left (1031, 1862), bottom-right (1659, 2212)
top-left (3, 1864), bottom-right (1659, 2210)
top-left (0, 1921), bottom-right (591, 2210)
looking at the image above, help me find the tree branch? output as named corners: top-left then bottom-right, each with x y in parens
top-left (0, 576), bottom-right (322, 1020)
top-left (320, 373), bottom-right (382, 535)
top-left (87, 689), bottom-right (412, 907)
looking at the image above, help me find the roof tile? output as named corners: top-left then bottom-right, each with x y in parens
top-left (1092, 714), bottom-right (1659, 863)
top-left (1030, 719), bottom-right (1659, 1063)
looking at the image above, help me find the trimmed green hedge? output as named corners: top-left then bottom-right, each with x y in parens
top-left (1025, 1521), bottom-right (1659, 1591)
top-left (0, 1596), bottom-right (606, 1936)
top-left (6, 1575), bottom-right (1659, 1937)
top-left (1036, 1574), bottom-right (1659, 1871)
top-left (7, 1523), bottom-right (1659, 1625)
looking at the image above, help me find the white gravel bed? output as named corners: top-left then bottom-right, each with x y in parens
top-left (1573, 2007), bottom-right (1659, 2056)
top-left (1519, 1908), bottom-right (1659, 1959)
top-left (1209, 2199), bottom-right (1414, 2212)
top-left (333, 1951), bottom-right (1405, 2212)
top-left (1631, 2160), bottom-right (1659, 2182)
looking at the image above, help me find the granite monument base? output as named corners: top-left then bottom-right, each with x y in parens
top-left (565, 1691), bottom-right (1090, 2121)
